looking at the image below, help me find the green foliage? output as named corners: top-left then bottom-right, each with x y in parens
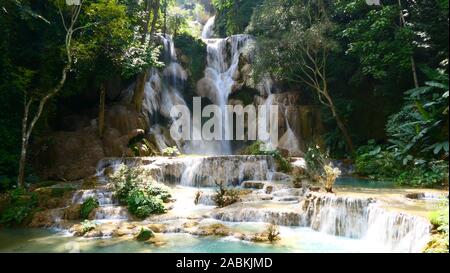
top-left (80, 220), bottom-right (97, 235)
top-left (110, 164), bottom-right (170, 218)
top-left (0, 176), bottom-right (15, 192)
top-left (146, 184), bottom-right (172, 203)
top-left (425, 200), bottom-right (449, 253)
top-left (136, 227), bottom-right (154, 241)
top-left (337, 1), bottom-right (414, 80)
top-left (110, 164), bottom-right (144, 204)
top-left (355, 140), bottom-right (449, 187)
top-left (250, 0), bottom-right (337, 84)
top-left (162, 146), bottom-right (181, 157)
top-left (212, 0), bottom-right (263, 37)
top-left (386, 69), bottom-right (449, 163)
top-left (127, 189), bottom-right (166, 219)
top-left (241, 141), bottom-right (292, 173)
top-left (173, 34), bottom-right (207, 83)
top-left (305, 145), bottom-right (330, 181)
top-left (355, 140), bottom-right (398, 179)
top-left (80, 197), bottom-right (99, 220)
top-left (0, 188), bottom-right (38, 226)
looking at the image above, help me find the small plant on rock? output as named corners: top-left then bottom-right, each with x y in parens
top-left (81, 220), bottom-right (97, 235)
top-left (305, 145), bottom-right (341, 192)
top-left (213, 182), bottom-right (240, 208)
top-left (146, 184), bottom-right (172, 203)
top-left (127, 189), bottom-right (166, 219)
top-left (136, 227), bottom-right (154, 241)
top-left (266, 223), bottom-right (281, 242)
top-left (80, 197), bottom-right (99, 220)
top-left (194, 191), bottom-right (202, 205)
top-left (162, 146), bottom-right (181, 157)
top-left (322, 164), bottom-right (342, 193)
top-left (110, 164), bottom-right (144, 204)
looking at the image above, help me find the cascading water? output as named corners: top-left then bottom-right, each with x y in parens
top-left (140, 35), bottom-right (191, 152)
top-left (188, 16), bottom-right (254, 155)
top-left (202, 16), bottom-right (215, 39)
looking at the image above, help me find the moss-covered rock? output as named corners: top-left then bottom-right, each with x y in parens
top-left (173, 33), bottom-right (207, 101)
top-left (136, 227), bottom-right (154, 241)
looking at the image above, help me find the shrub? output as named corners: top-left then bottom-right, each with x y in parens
top-left (322, 164), bottom-right (342, 193)
top-left (146, 184), bottom-right (172, 203)
top-left (162, 146), bottom-right (181, 157)
top-left (0, 176), bottom-right (15, 192)
top-left (395, 161), bottom-right (449, 187)
top-left (242, 141), bottom-right (292, 173)
top-left (355, 140), bottom-right (398, 179)
top-left (266, 224), bottom-right (281, 242)
top-left (136, 227), bottom-right (154, 241)
top-left (127, 189), bottom-right (166, 219)
top-left (213, 182), bottom-right (240, 208)
top-left (0, 188), bottom-right (38, 226)
top-left (80, 197), bottom-right (99, 220)
top-left (110, 164), bottom-right (170, 218)
top-left (355, 140), bottom-right (449, 187)
top-left (81, 220), bottom-right (97, 235)
top-left (425, 200), bottom-right (449, 253)
top-left (304, 145), bottom-right (329, 182)
top-left (110, 164), bottom-right (144, 204)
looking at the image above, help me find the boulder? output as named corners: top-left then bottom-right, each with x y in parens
top-left (64, 204), bottom-right (82, 220)
top-left (33, 103), bottom-right (147, 181)
top-left (29, 209), bottom-right (64, 228)
top-left (33, 125), bottom-right (105, 181)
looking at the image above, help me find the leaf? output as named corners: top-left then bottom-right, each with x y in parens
top-left (444, 142), bottom-right (449, 153)
top-left (425, 81), bottom-right (448, 90)
top-left (434, 143), bottom-right (443, 155)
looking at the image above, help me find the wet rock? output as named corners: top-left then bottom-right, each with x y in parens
top-left (405, 193), bottom-right (425, 200)
top-left (29, 209), bottom-right (64, 228)
top-left (190, 223), bottom-right (231, 237)
top-left (271, 172), bottom-right (292, 182)
top-left (84, 229), bottom-right (103, 238)
top-left (81, 176), bottom-right (98, 190)
top-left (183, 221), bottom-right (199, 229)
top-left (242, 181), bottom-right (265, 190)
top-left (265, 185), bottom-right (274, 194)
top-left (146, 235), bottom-right (167, 247)
top-left (64, 204), bottom-right (82, 220)
top-left (136, 228), bottom-right (154, 241)
top-left (33, 125), bottom-right (105, 181)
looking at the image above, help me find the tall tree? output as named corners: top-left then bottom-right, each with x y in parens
top-left (132, 0), bottom-right (161, 113)
top-left (251, 0), bottom-right (355, 151)
top-left (18, 1), bottom-right (84, 188)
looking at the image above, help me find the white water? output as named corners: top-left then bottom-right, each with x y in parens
top-left (202, 16), bottom-right (215, 39)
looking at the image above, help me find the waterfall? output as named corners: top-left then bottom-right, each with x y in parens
top-left (213, 194), bottom-right (431, 252)
top-left (300, 194), bottom-right (431, 252)
top-left (98, 156), bottom-right (276, 187)
top-left (140, 35), bottom-right (190, 152)
top-left (191, 15), bottom-right (254, 155)
top-left (202, 16), bottom-right (215, 39)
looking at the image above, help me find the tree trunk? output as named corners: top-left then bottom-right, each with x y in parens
top-left (150, 0), bottom-right (160, 37)
top-left (98, 84), bottom-right (106, 138)
top-left (398, 0), bottom-right (419, 88)
top-left (16, 4), bottom-right (82, 188)
top-left (17, 100), bottom-right (32, 188)
top-left (163, 1), bottom-right (167, 36)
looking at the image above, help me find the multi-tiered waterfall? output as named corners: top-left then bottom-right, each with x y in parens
top-left (20, 17), bottom-right (434, 254)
